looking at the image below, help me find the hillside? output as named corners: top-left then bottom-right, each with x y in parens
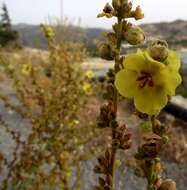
top-left (13, 20), bottom-right (187, 50)
top-left (142, 20), bottom-right (187, 43)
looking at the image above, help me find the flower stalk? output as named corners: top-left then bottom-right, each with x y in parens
top-left (96, 1), bottom-right (181, 190)
top-left (94, 1), bottom-right (144, 189)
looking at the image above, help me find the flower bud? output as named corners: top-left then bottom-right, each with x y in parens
top-left (112, 0), bottom-right (121, 10)
top-left (99, 43), bottom-right (114, 60)
top-left (106, 32), bottom-right (117, 45)
top-left (162, 135), bottom-right (170, 144)
top-left (125, 26), bottom-right (145, 45)
top-left (132, 6), bottom-right (144, 20)
top-left (120, 1), bottom-right (132, 18)
top-left (134, 168), bottom-right (145, 177)
top-left (148, 39), bottom-right (169, 62)
top-left (159, 179), bottom-right (176, 190)
top-left (40, 24), bottom-right (55, 39)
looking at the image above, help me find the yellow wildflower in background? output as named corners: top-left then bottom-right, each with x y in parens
top-left (40, 24), bottom-right (55, 39)
top-left (82, 82), bottom-right (92, 95)
top-left (115, 49), bottom-right (181, 115)
top-left (70, 119), bottom-right (80, 127)
top-left (85, 70), bottom-right (95, 79)
top-left (21, 64), bottom-right (32, 75)
top-left (7, 63), bottom-right (14, 72)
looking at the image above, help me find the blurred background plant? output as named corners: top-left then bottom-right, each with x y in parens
top-left (0, 3), bottom-right (19, 48)
top-left (0, 24), bottom-right (102, 190)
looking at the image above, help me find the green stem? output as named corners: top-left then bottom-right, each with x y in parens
top-left (109, 17), bottom-right (123, 189)
top-left (145, 116), bottom-right (157, 190)
top-left (146, 160), bottom-right (155, 190)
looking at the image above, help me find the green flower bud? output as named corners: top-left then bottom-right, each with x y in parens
top-left (148, 39), bottom-right (169, 62)
top-left (99, 43), bottom-right (114, 60)
top-left (125, 26), bottom-right (145, 45)
top-left (131, 6), bottom-right (144, 20)
top-left (162, 135), bottom-right (170, 144)
top-left (134, 168), bottom-right (145, 177)
top-left (140, 121), bottom-right (152, 133)
top-left (112, 0), bottom-right (121, 10)
top-left (158, 179), bottom-right (176, 190)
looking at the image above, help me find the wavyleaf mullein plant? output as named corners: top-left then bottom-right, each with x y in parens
top-left (94, 0), bottom-right (181, 190)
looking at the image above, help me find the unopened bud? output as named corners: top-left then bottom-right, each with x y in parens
top-left (159, 179), bottom-right (176, 190)
top-left (162, 135), bottom-right (170, 144)
top-left (125, 26), bottom-right (145, 45)
top-left (134, 168), bottom-right (145, 177)
top-left (112, 0), bottom-right (121, 10)
top-left (148, 39), bottom-right (169, 62)
top-left (99, 43), bottom-right (114, 60)
top-left (132, 6), bottom-right (144, 20)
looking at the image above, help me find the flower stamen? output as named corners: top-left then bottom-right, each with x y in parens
top-left (137, 71), bottom-right (154, 88)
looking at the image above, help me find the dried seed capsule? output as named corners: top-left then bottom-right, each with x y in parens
top-left (94, 165), bottom-right (107, 174)
top-left (98, 177), bottom-right (106, 187)
top-left (158, 179), bottom-right (176, 190)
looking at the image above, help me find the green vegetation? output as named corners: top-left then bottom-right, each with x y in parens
top-left (0, 25), bottom-right (100, 189)
top-left (0, 3), bottom-right (18, 47)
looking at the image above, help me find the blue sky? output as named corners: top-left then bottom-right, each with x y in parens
top-left (1, 0), bottom-right (187, 28)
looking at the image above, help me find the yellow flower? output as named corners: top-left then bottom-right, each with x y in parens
top-left (70, 119), bottom-right (80, 127)
top-left (82, 82), bottom-right (92, 95)
top-left (7, 63), bottom-right (14, 71)
top-left (40, 24), bottom-right (55, 39)
top-left (85, 70), bottom-right (95, 79)
top-left (115, 49), bottom-right (182, 115)
top-left (21, 64), bottom-right (32, 75)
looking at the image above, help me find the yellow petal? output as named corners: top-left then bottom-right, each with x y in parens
top-left (115, 69), bottom-right (138, 98)
top-left (134, 86), bottom-right (168, 115)
top-left (154, 68), bottom-right (182, 96)
top-left (144, 51), bottom-right (165, 72)
top-left (123, 49), bottom-right (147, 72)
top-left (165, 50), bottom-right (181, 72)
